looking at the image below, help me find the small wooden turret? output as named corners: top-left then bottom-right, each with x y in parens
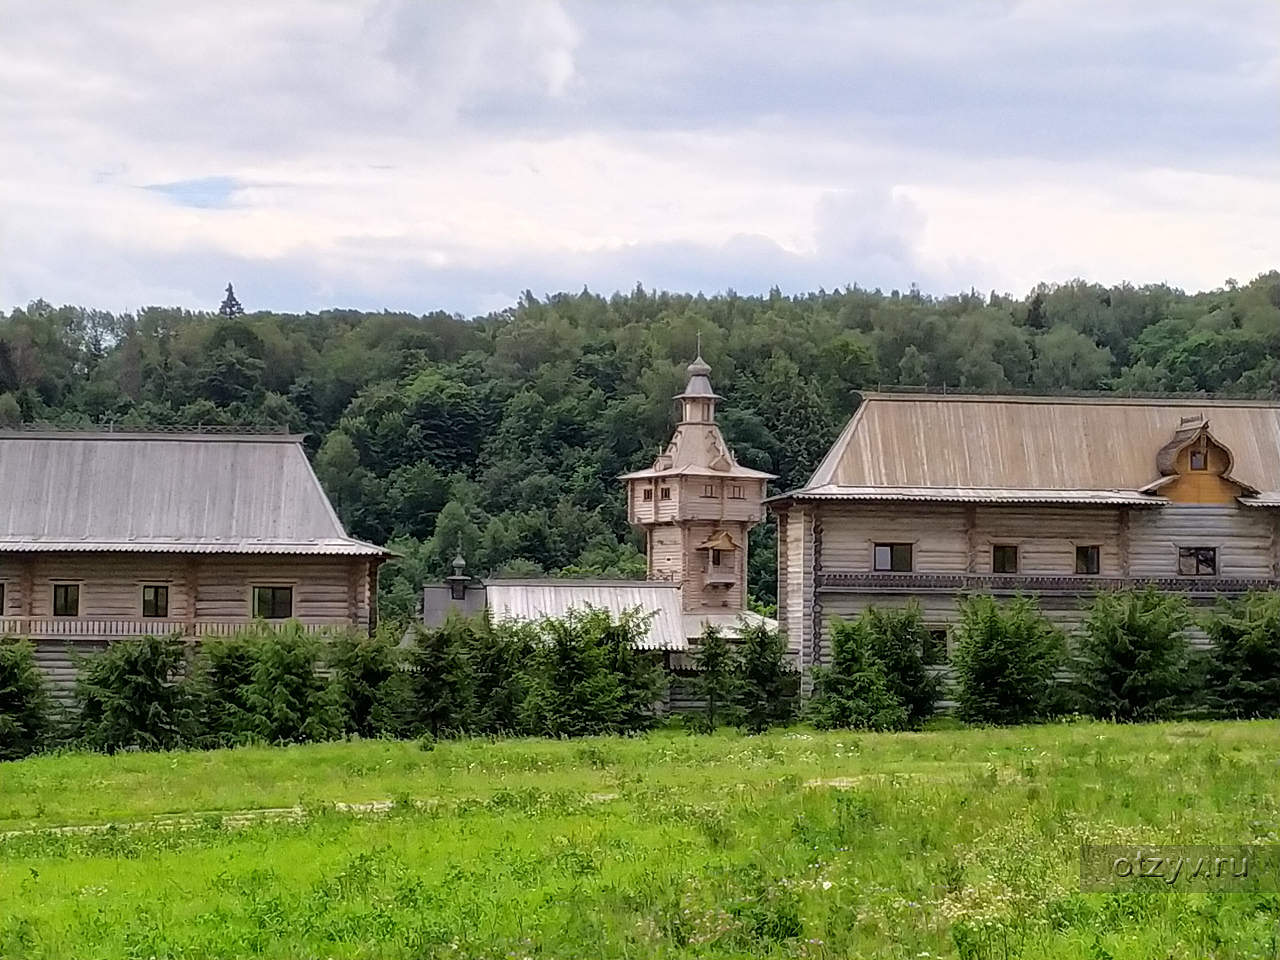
top-left (620, 353), bottom-right (777, 613)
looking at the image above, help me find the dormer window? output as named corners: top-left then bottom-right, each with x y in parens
top-left (711, 549), bottom-right (723, 567)
top-left (1189, 449), bottom-right (1207, 471)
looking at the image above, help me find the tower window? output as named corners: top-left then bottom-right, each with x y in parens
top-left (729, 484), bottom-right (744, 499)
top-left (660, 487), bottom-right (671, 500)
top-left (1189, 449), bottom-right (1207, 471)
top-left (642, 489), bottom-right (653, 502)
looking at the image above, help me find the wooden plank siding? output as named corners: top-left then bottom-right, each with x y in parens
top-left (648, 526), bottom-right (683, 581)
top-left (781, 499), bottom-right (1280, 678)
top-left (818, 503), bottom-right (970, 573)
top-left (775, 506), bottom-right (815, 690)
top-left (677, 520), bottom-right (747, 612)
top-left (0, 552), bottom-right (375, 701)
top-left (1130, 505), bottom-right (1274, 578)
top-left (0, 553), bottom-right (374, 632)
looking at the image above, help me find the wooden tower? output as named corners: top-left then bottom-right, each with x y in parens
top-left (620, 354), bottom-right (776, 614)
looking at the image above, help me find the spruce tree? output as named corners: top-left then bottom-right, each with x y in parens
top-left (0, 638), bottom-right (53, 759)
top-left (407, 616), bottom-right (473, 737)
top-left (734, 621), bottom-right (795, 733)
top-left (75, 635), bottom-right (195, 752)
top-left (240, 626), bottom-right (342, 744)
top-left (690, 625), bottom-right (740, 731)
top-left (1203, 591), bottom-right (1280, 718)
top-left (860, 604), bottom-right (940, 726)
top-left (807, 618), bottom-right (908, 731)
top-left (952, 595), bottom-right (1063, 725)
top-left (218, 282), bottom-right (245, 318)
top-left (1073, 586), bottom-right (1191, 721)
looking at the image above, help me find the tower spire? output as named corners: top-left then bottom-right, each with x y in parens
top-left (676, 348), bottom-right (718, 423)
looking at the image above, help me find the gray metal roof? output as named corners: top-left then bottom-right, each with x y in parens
top-left (785, 393), bottom-right (1280, 503)
top-left (768, 484), bottom-right (1167, 506)
top-left (484, 579), bottom-right (688, 651)
top-left (0, 432), bottom-right (385, 555)
top-left (683, 610), bottom-right (788, 646)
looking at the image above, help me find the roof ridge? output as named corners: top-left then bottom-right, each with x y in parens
top-left (485, 578), bottom-right (677, 588)
top-left (0, 430), bottom-right (306, 442)
top-left (856, 391), bottom-right (1280, 408)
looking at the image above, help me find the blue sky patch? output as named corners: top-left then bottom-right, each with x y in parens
top-left (143, 176), bottom-right (241, 209)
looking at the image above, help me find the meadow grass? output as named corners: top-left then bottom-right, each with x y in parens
top-left (3, 720), bottom-right (1280, 958)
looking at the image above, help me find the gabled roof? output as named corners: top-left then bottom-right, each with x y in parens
top-left (484, 579), bottom-right (687, 650)
top-left (775, 393), bottom-right (1280, 504)
top-left (0, 431), bottom-right (386, 555)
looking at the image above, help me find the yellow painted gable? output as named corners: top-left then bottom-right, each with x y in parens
top-left (1161, 439), bottom-right (1241, 504)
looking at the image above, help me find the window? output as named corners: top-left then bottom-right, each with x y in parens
top-left (0, 582), bottom-right (5, 614)
top-left (1075, 545), bottom-right (1101, 575)
top-left (923, 629), bottom-right (949, 666)
top-left (142, 584), bottom-right (169, 618)
top-left (729, 484), bottom-right (745, 499)
top-left (1178, 546), bottom-right (1218, 576)
top-left (711, 549), bottom-right (723, 567)
top-left (992, 544), bottom-right (1019, 574)
top-left (702, 483), bottom-right (716, 498)
top-left (873, 543), bottom-right (913, 572)
top-left (1189, 449), bottom-right (1207, 471)
top-left (253, 585), bottom-right (293, 619)
top-left (52, 583), bottom-right (79, 617)
top-left (660, 487), bottom-right (671, 501)
top-left (642, 489), bottom-right (653, 502)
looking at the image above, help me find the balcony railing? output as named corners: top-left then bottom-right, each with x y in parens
top-left (0, 618), bottom-right (357, 640)
top-left (816, 572), bottom-right (1280, 596)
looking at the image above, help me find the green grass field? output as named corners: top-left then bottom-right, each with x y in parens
top-left (3, 720), bottom-right (1280, 959)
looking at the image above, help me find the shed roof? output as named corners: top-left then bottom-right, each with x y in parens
top-left (0, 431), bottom-right (386, 555)
top-left (484, 579), bottom-right (687, 651)
top-left (782, 393), bottom-right (1280, 503)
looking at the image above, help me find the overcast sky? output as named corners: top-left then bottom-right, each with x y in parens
top-left (1, 1), bottom-right (1277, 316)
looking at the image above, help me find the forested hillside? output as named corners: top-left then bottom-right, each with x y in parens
top-left (3, 273), bottom-right (1279, 621)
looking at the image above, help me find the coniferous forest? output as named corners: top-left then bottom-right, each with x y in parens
top-left (3, 272), bottom-right (1279, 622)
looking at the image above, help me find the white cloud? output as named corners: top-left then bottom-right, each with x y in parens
top-left (0, 0), bottom-right (1276, 315)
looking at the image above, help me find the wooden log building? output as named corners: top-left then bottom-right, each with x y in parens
top-left (771, 393), bottom-right (1280, 691)
top-left (0, 429), bottom-right (388, 695)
